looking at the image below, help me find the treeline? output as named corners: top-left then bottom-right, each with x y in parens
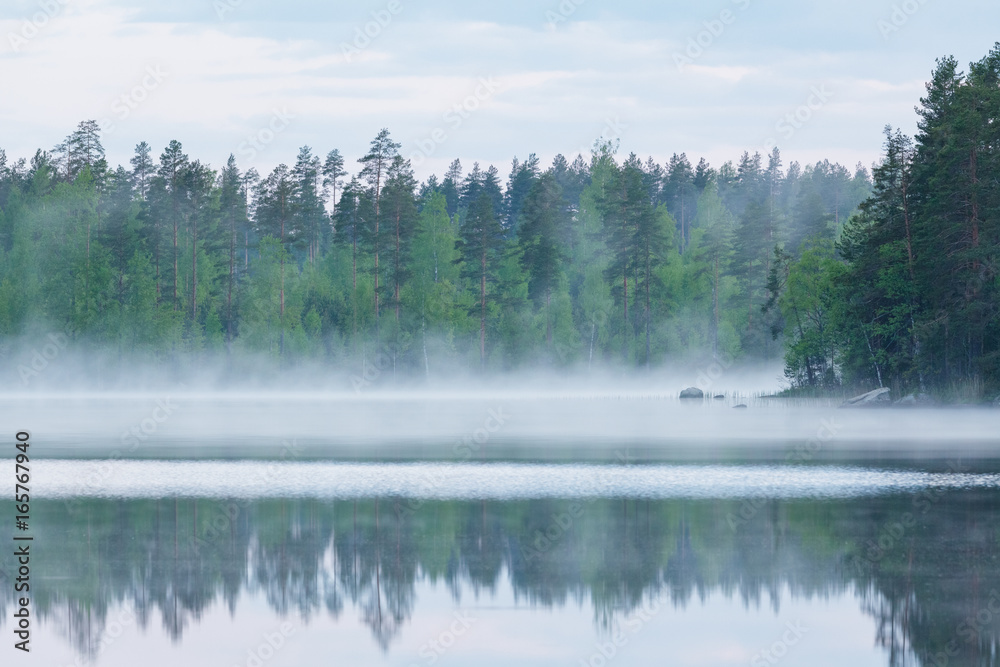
top-left (774, 44), bottom-right (1000, 398)
top-left (4, 51), bottom-right (992, 393)
top-left (0, 122), bottom-right (871, 377)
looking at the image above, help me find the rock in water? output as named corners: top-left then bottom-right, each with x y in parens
top-left (679, 387), bottom-right (704, 399)
top-left (840, 387), bottom-right (891, 408)
top-left (733, 404), bottom-right (748, 409)
top-left (713, 395), bottom-right (725, 400)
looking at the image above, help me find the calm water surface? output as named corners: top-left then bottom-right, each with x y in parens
top-left (3, 396), bottom-right (999, 666)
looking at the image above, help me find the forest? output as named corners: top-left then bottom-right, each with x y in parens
top-left (0, 45), bottom-right (996, 397)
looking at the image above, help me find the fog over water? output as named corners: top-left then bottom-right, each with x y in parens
top-left (7, 346), bottom-right (995, 462)
top-left (5, 389), bottom-right (999, 463)
top-left (5, 368), bottom-right (1000, 667)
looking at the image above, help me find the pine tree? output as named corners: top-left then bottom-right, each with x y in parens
top-left (358, 129), bottom-right (401, 343)
top-left (130, 142), bottom-right (153, 201)
top-left (457, 193), bottom-right (506, 368)
top-left (730, 199), bottom-right (769, 352)
top-left (255, 164), bottom-right (300, 352)
top-left (441, 159), bottom-right (462, 219)
top-left (518, 172), bottom-right (567, 349)
top-left (504, 154), bottom-right (540, 233)
top-left (836, 127), bottom-right (919, 390)
top-left (219, 155), bottom-right (247, 345)
top-left (66, 120), bottom-right (106, 182)
top-left (692, 182), bottom-right (734, 356)
top-left (152, 140), bottom-right (188, 308)
top-left (322, 149), bottom-right (345, 215)
top-left (664, 153), bottom-right (695, 253)
top-left (599, 154), bottom-right (659, 363)
top-left (293, 146), bottom-right (325, 264)
top-left (182, 160), bottom-right (217, 326)
top-left (382, 155), bottom-right (418, 328)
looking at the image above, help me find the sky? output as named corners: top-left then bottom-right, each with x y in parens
top-left (1, 0), bottom-right (998, 182)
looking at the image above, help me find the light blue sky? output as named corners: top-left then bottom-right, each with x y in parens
top-left (2, 0), bottom-right (998, 181)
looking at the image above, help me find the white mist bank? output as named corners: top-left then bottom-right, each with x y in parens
top-left (2, 393), bottom-right (999, 462)
top-left (0, 329), bottom-right (788, 395)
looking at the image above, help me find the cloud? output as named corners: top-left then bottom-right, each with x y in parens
top-left (682, 64), bottom-right (758, 83)
top-left (3, 0), bottom-right (999, 181)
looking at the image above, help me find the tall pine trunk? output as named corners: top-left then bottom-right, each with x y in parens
top-left (645, 248), bottom-right (651, 369)
top-left (395, 207), bottom-right (401, 325)
top-left (227, 212), bottom-right (235, 345)
top-left (279, 193), bottom-right (286, 356)
top-left (713, 255), bottom-right (720, 357)
top-left (191, 215), bottom-right (197, 321)
top-left (546, 290), bottom-right (552, 350)
top-left (173, 196), bottom-right (178, 310)
top-left (480, 248), bottom-right (486, 370)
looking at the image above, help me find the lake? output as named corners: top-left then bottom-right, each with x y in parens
top-left (3, 394), bottom-right (999, 666)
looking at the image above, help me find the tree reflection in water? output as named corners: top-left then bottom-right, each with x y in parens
top-left (2, 491), bottom-right (998, 666)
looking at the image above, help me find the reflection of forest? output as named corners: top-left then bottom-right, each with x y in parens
top-left (2, 492), bottom-right (998, 665)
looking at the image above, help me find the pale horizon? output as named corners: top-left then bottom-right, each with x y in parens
top-left (4, 0), bottom-right (999, 180)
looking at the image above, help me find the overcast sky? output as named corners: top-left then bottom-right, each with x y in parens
top-left (2, 0), bottom-right (998, 181)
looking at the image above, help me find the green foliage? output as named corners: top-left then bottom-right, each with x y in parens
top-left (0, 123), bottom-right (885, 377)
top-left (775, 44), bottom-right (1000, 398)
top-left (776, 241), bottom-right (843, 387)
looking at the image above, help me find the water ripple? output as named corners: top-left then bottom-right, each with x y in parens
top-left (32, 460), bottom-right (1000, 500)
